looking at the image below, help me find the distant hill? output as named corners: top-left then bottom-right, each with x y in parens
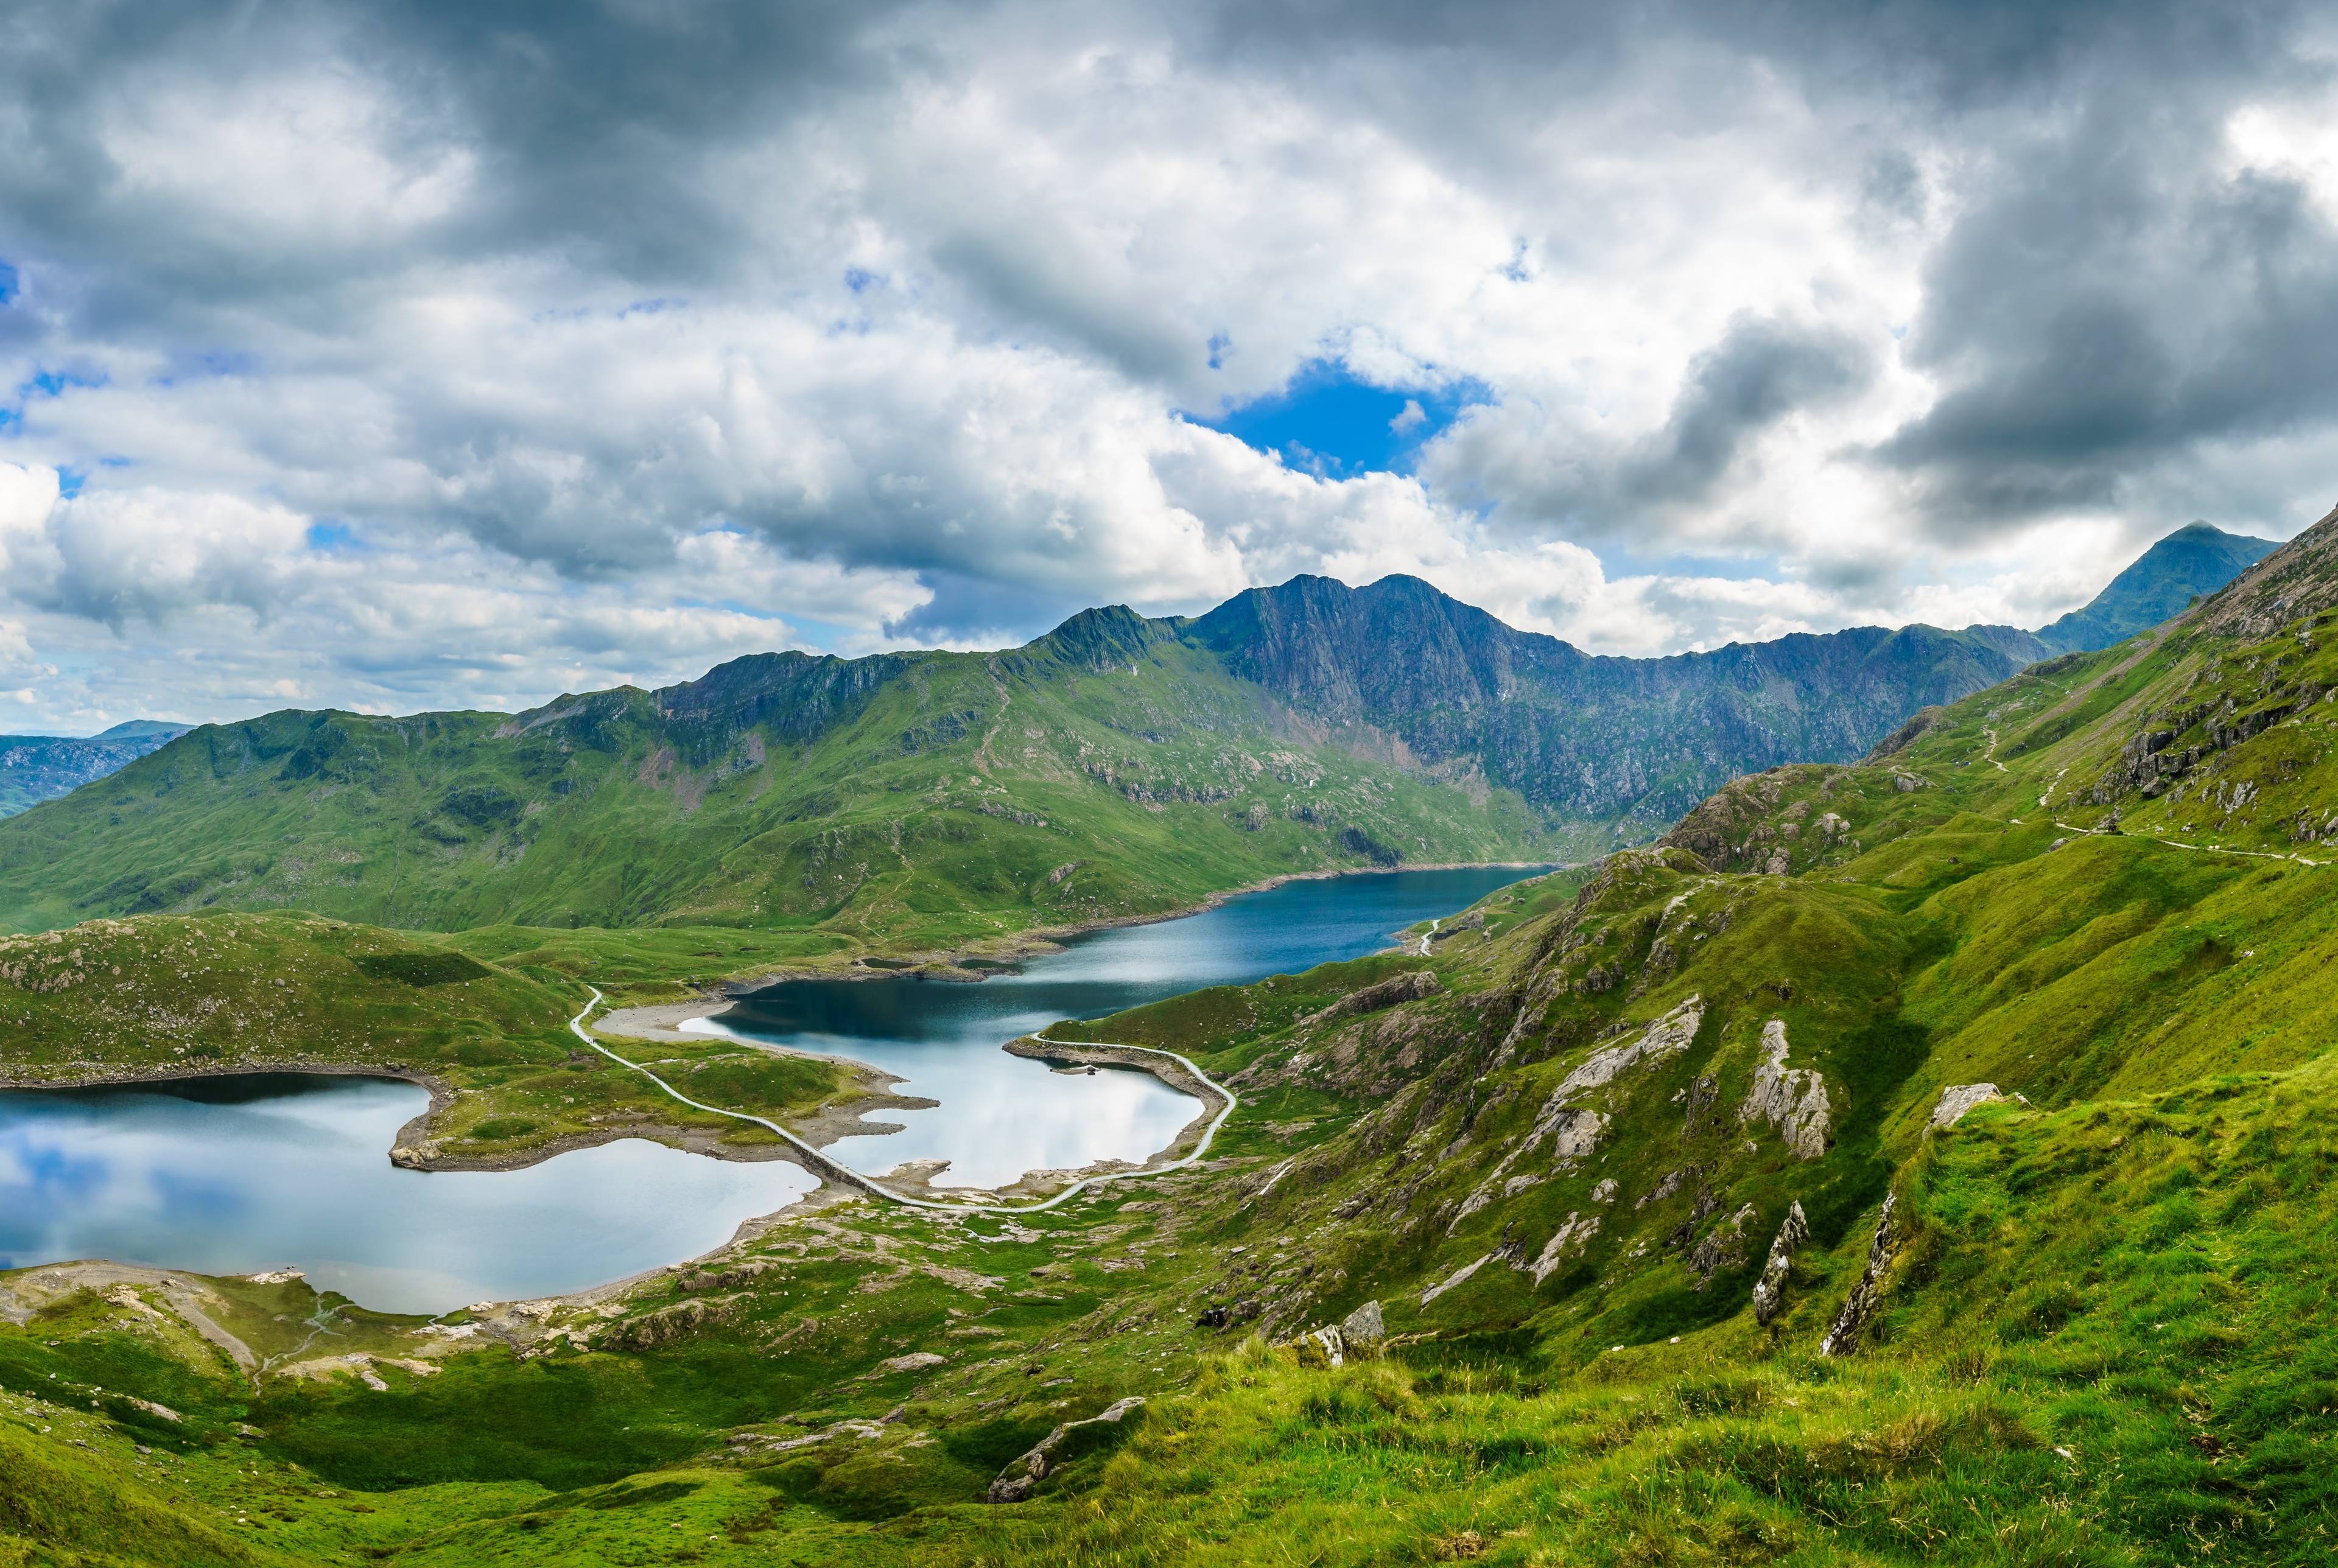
top-left (0, 723), bottom-right (190, 817)
top-left (2033, 521), bottom-right (2277, 654)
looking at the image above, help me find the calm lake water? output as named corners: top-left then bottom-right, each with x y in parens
top-left (695, 865), bottom-right (1544, 1189)
top-left (1, 865), bottom-right (1541, 1311)
top-left (0, 1074), bottom-right (815, 1315)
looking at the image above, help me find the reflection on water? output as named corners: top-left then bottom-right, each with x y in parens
top-left (0, 1074), bottom-right (815, 1314)
top-left (701, 865), bottom-right (1543, 1189)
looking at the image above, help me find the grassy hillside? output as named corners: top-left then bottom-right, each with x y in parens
top-left (0, 913), bottom-right (853, 1168)
top-left (0, 613), bottom-right (1554, 951)
top-left (16, 514), bottom-right (2338, 1563)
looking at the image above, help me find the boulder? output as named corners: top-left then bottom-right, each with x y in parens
top-left (1339, 1300), bottom-right (1385, 1350)
top-left (1301, 1325), bottom-right (1347, 1367)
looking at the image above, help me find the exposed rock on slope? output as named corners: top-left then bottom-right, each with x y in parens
top-left (1739, 1019), bottom-right (1831, 1160)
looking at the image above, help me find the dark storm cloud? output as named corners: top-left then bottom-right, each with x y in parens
top-left (0, 0), bottom-right (923, 326)
top-left (1625, 317), bottom-right (1874, 505)
top-left (1870, 80), bottom-right (2338, 531)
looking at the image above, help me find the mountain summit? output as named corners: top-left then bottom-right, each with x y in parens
top-left (2033, 521), bottom-right (2277, 654)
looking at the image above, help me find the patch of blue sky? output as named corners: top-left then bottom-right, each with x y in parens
top-left (1190, 357), bottom-right (1492, 478)
top-left (22, 368), bottom-right (106, 399)
top-left (0, 261), bottom-right (16, 305)
top-left (55, 467), bottom-right (85, 498)
top-left (151, 350), bottom-right (258, 388)
top-left (305, 520), bottom-right (359, 551)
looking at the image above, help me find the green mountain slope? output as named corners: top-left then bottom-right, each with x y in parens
top-left (0, 610), bottom-right (1553, 943)
top-left (19, 505), bottom-right (2338, 1563)
top-left (0, 575), bottom-right (2068, 943)
top-left (2034, 520), bottom-right (2277, 654)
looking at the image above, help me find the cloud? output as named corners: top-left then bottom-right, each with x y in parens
top-left (0, 0), bottom-right (2334, 729)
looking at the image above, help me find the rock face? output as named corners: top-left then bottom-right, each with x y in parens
top-left (1930, 1083), bottom-right (2007, 1130)
top-left (1739, 1019), bottom-right (1831, 1160)
top-left (986, 1396), bottom-right (1147, 1503)
top-left (1819, 1192), bottom-right (1898, 1357)
top-left (1751, 1200), bottom-right (1810, 1325)
top-left (1452, 995), bottom-right (1706, 1228)
top-left (1187, 573), bottom-right (2050, 833)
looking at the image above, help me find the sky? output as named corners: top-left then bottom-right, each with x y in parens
top-left (4, 1), bottom-right (2338, 730)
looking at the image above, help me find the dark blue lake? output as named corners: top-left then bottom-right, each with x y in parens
top-left (695, 865), bottom-right (1544, 1189)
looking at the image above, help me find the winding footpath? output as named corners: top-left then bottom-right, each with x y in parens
top-left (566, 989), bottom-right (1239, 1216)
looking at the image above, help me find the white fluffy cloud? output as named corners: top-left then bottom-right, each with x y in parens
top-left (0, 1), bottom-right (2333, 729)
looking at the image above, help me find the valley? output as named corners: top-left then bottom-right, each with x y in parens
top-left (7, 518), bottom-right (2338, 1565)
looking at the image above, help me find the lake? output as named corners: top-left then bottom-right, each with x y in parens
top-left (0, 1074), bottom-right (816, 1315)
top-left (694, 864), bottom-right (1544, 1189)
top-left (0, 864), bottom-right (1542, 1312)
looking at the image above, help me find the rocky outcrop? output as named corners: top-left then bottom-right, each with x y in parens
top-left (872, 1351), bottom-right (946, 1376)
top-left (1739, 1019), bottom-right (1830, 1160)
top-left (1454, 995), bottom-right (1707, 1230)
top-left (1420, 1253), bottom-right (1495, 1307)
top-left (1819, 1192), bottom-right (1898, 1357)
top-left (604, 1293), bottom-right (745, 1351)
top-left (986, 1397), bottom-right (1148, 1503)
top-left (1529, 1213), bottom-right (1601, 1284)
top-left (1687, 1203), bottom-right (1758, 1287)
top-left (1750, 1200), bottom-right (1808, 1325)
top-left (680, 1258), bottom-right (782, 1293)
top-left (1341, 1299), bottom-right (1385, 1350)
top-left (1304, 970), bottom-right (1440, 1026)
top-left (1929, 1083), bottom-right (2006, 1130)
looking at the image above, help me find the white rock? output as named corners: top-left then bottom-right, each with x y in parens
top-left (1929, 1083), bottom-right (2007, 1130)
top-left (1739, 1019), bottom-right (1831, 1160)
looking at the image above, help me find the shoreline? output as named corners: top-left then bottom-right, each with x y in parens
top-left (621, 858), bottom-right (1564, 998)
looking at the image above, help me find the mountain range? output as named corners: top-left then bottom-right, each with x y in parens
top-left (0, 522), bottom-right (2271, 942)
top-left (0, 721), bottom-right (189, 818)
